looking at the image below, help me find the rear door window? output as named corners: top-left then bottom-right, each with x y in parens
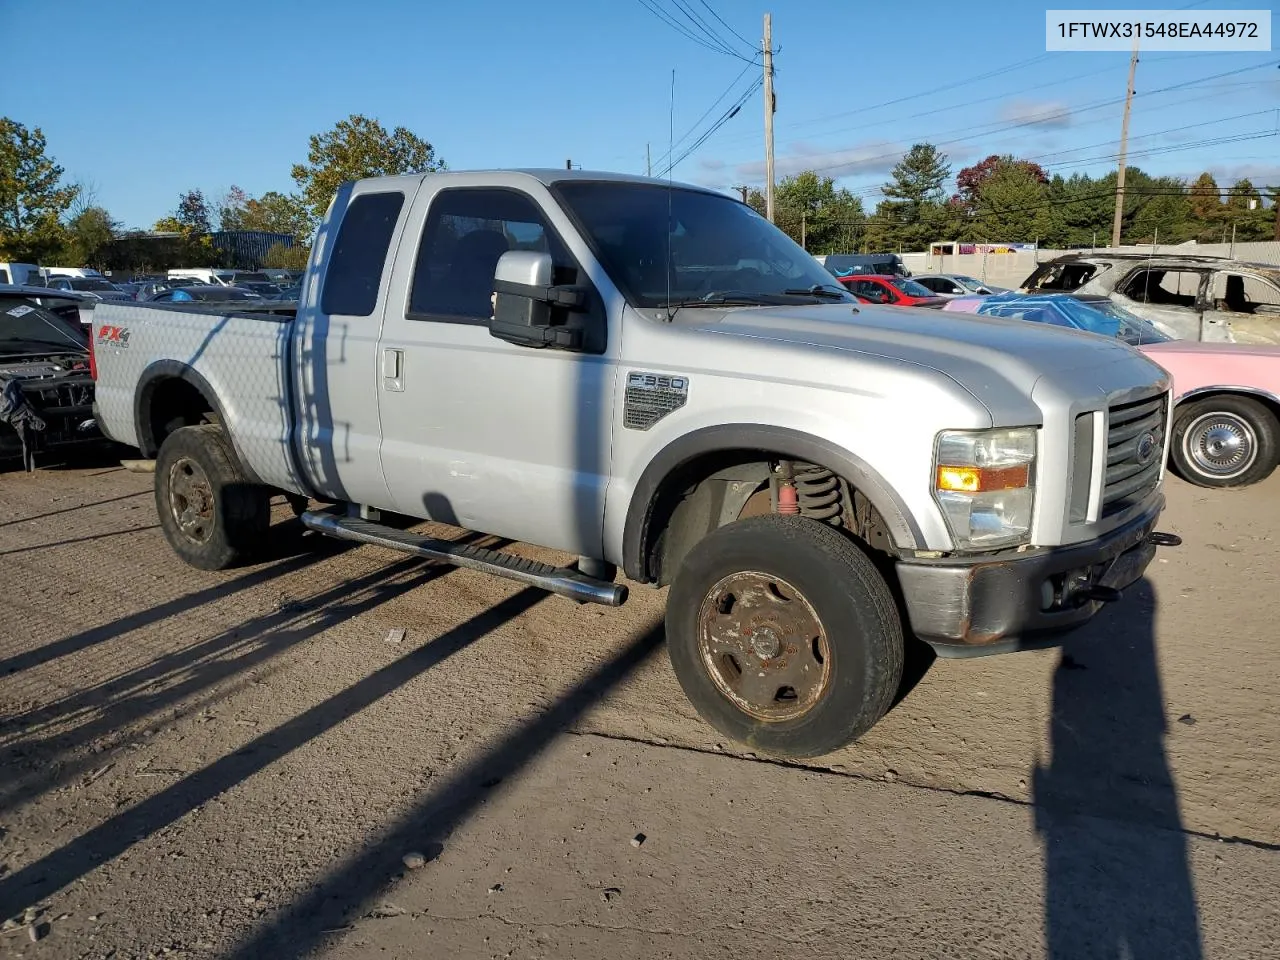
top-left (321, 191), bottom-right (406, 317)
top-left (408, 188), bottom-right (570, 322)
top-left (1211, 272), bottom-right (1280, 315)
top-left (1119, 269), bottom-right (1203, 308)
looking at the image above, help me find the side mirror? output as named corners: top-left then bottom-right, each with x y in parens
top-left (489, 250), bottom-right (588, 350)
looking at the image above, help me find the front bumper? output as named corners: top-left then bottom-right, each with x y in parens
top-left (896, 497), bottom-right (1169, 658)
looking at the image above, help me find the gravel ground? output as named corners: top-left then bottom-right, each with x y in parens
top-left (1, 452), bottom-right (1278, 959)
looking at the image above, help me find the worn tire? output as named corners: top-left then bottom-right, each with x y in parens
top-left (154, 424), bottom-right (271, 570)
top-left (1170, 395), bottom-right (1278, 489)
top-left (666, 515), bottom-right (904, 758)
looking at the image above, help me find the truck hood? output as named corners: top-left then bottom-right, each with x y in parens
top-left (683, 302), bottom-right (1168, 420)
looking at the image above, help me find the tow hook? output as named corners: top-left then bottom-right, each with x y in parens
top-left (1149, 531), bottom-right (1182, 547)
top-left (1083, 584), bottom-right (1123, 604)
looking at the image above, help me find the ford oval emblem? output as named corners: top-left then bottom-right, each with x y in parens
top-left (1137, 432), bottom-right (1157, 464)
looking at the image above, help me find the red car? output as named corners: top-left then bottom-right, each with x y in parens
top-left (838, 275), bottom-right (947, 308)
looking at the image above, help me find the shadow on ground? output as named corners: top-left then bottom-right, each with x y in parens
top-left (1035, 577), bottom-right (1203, 960)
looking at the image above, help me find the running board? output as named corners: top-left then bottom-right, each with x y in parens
top-left (299, 511), bottom-right (628, 607)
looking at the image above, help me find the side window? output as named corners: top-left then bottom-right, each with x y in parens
top-left (321, 191), bottom-right (405, 317)
top-left (409, 188), bottom-right (571, 322)
top-left (0, 269), bottom-right (8, 284)
top-left (1212, 273), bottom-right (1280, 315)
top-left (1120, 269), bottom-right (1201, 308)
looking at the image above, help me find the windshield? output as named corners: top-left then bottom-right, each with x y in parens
top-left (1079, 298), bottom-right (1172, 344)
top-left (891, 278), bottom-right (936, 298)
top-left (0, 298), bottom-right (89, 354)
top-left (553, 181), bottom-right (855, 308)
top-left (233, 272), bottom-right (272, 284)
top-left (70, 277), bottom-right (116, 291)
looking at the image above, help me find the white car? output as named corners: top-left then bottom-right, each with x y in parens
top-left (913, 274), bottom-right (1006, 298)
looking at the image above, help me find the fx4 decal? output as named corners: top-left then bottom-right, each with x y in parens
top-left (97, 324), bottom-right (131, 347)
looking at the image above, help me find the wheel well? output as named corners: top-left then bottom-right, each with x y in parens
top-left (1176, 389), bottom-right (1280, 427)
top-left (643, 450), bottom-right (898, 586)
top-left (142, 377), bottom-right (216, 457)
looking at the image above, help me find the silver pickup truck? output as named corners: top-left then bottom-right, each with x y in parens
top-left (90, 170), bottom-right (1179, 757)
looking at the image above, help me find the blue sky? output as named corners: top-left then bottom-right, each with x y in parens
top-left (6, 0), bottom-right (1278, 229)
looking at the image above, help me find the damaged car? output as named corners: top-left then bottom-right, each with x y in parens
top-left (1019, 253), bottom-right (1280, 344)
top-left (0, 292), bottom-right (99, 471)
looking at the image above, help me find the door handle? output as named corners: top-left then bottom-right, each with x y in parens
top-left (382, 348), bottom-right (404, 392)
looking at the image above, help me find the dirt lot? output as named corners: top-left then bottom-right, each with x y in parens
top-left (1, 453), bottom-right (1278, 959)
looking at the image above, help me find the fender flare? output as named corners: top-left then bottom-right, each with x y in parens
top-left (621, 424), bottom-right (924, 582)
top-left (132, 360), bottom-right (253, 474)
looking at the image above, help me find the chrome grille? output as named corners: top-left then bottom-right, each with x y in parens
top-left (1102, 392), bottom-right (1168, 516)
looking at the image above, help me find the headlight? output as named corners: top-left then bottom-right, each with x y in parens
top-left (933, 427), bottom-right (1037, 549)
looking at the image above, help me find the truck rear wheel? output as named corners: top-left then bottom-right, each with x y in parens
top-left (154, 424), bottom-right (270, 570)
top-left (666, 515), bottom-right (903, 758)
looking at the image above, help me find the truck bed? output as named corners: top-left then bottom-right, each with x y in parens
top-left (92, 301), bottom-right (301, 490)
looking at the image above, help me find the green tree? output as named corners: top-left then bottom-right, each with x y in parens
top-left (747, 171), bottom-right (865, 254)
top-left (262, 241), bottom-right (310, 270)
top-left (291, 114), bottom-right (445, 222)
top-left (1268, 187), bottom-right (1280, 241)
top-left (177, 189), bottom-right (211, 234)
top-left (1224, 178), bottom-right (1271, 241)
top-left (0, 117), bottom-right (76, 262)
top-left (880, 143), bottom-right (951, 251)
top-left (1188, 172), bottom-right (1224, 241)
top-left (218, 186), bottom-right (312, 240)
top-left (65, 206), bottom-right (119, 265)
top-left (970, 162), bottom-right (1051, 242)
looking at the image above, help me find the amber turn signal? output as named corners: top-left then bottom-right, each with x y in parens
top-left (936, 464), bottom-right (1030, 493)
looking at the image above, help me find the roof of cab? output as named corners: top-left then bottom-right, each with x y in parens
top-left (350, 168), bottom-right (722, 196)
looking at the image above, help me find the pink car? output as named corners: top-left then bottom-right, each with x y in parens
top-left (1139, 341), bottom-right (1280, 488)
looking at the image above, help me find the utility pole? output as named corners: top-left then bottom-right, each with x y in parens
top-left (566, 158), bottom-right (572, 170)
top-left (646, 144), bottom-right (651, 177)
top-left (800, 212), bottom-right (806, 249)
top-left (1111, 36), bottom-right (1139, 248)
top-left (763, 13), bottom-right (776, 223)
top-left (735, 185), bottom-right (748, 203)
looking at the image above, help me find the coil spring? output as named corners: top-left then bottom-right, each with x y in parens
top-left (794, 465), bottom-right (844, 525)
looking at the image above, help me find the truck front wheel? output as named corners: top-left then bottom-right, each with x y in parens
top-left (666, 515), bottom-right (903, 758)
top-left (154, 424), bottom-right (270, 570)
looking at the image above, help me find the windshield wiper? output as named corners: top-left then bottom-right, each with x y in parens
top-left (783, 284), bottom-right (848, 300)
top-left (667, 292), bottom-right (786, 308)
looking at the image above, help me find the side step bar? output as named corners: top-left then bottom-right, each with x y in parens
top-left (300, 511), bottom-right (628, 607)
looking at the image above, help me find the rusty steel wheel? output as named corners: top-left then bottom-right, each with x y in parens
top-left (154, 425), bottom-right (270, 571)
top-left (167, 456), bottom-right (216, 544)
top-left (666, 515), bottom-right (903, 758)
top-left (697, 571), bottom-right (832, 722)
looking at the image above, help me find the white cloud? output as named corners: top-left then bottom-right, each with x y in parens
top-left (734, 139), bottom-right (907, 180)
top-left (698, 157), bottom-right (726, 171)
top-left (998, 99), bottom-right (1073, 129)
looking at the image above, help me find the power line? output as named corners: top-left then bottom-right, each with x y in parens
top-left (635, 0), bottom-right (756, 62)
top-left (697, 0), bottom-right (755, 52)
top-left (669, 0), bottom-right (753, 60)
top-left (634, 0), bottom-right (739, 59)
top-left (661, 76), bottom-right (763, 175)
top-left (713, 58), bottom-right (1279, 183)
top-left (651, 60), bottom-right (758, 170)
top-left (768, 60), bottom-right (1280, 182)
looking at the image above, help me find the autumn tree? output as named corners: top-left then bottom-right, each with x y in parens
top-left (291, 114), bottom-right (445, 222)
top-left (0, 117), bottom-right (76, 261)
top-left (954, 155), bottom-right (1048, 213)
